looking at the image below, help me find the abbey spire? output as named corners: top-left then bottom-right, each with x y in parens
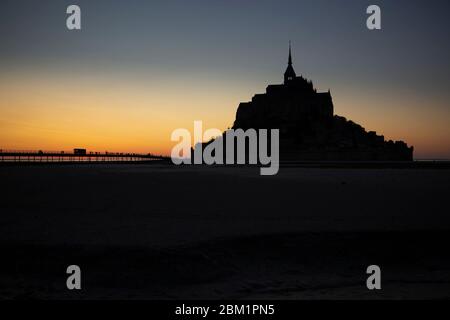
top-left (288, 41), bottom-right (293, 65)
top-left (284, 41), bottom-right (296, 84)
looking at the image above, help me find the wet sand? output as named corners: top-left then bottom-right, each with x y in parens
top-left (0, 164), bottom-right (449, 299)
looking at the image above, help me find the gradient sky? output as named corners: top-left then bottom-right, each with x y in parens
top-left (1, 0), bottom-right (449, 158)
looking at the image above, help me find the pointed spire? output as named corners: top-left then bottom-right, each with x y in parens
top-left (288, 40), bottom-right (292, 65)
top-left (284, 41), bottom-right (296, 83)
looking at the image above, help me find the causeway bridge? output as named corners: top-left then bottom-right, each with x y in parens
top-left (0, 149), bottom-right (169, 163)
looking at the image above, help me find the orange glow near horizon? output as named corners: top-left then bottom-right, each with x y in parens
top-left (0, 71), bottom-right (242, 156)
top-left (1, 70), bottom-right (449, 159)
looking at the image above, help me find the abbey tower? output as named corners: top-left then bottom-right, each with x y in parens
top-left (231, 44), bottom-right (413, 161)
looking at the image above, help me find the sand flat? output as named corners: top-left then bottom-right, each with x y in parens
top-left (0, 164), bottom-right (449, 299)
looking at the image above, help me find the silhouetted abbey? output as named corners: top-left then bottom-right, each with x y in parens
top-left (230, 44), bottom-right (413, 161)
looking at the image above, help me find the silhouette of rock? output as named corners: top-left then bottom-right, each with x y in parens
top-left (201, 44), bottom-right (413, 161)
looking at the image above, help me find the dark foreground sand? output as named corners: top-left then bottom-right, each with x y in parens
top-left (0, 164), bottom-right (449, 299)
